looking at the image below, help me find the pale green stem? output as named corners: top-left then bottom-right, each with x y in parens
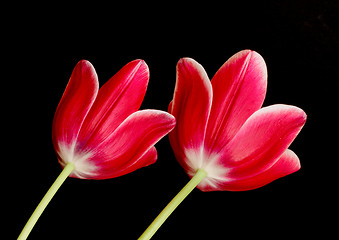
top-left (17, 163), bottom-right (74, 240)
top-left (138, 168), bottom-right (207, 240)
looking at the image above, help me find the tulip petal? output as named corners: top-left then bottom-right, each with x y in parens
top-left (205, 50), bottom-right (267, 154)
top-left (77, 60), bottom-right (149, 150)
top-left (218, 149), bottom-right (301, 191)
top-left (98, 147), bottom-right (157, 179)
top-left (169, 58), bottom-right (212, 171)
top-left (220, 104), bottom-right (306, 179)
top-left (84, 110), bottom-right (176, 179)
top-left (52, 60), bottom-right (99, 154)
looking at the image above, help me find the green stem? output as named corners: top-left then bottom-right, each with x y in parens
top-left (17, 163), bottom-right (74, 240)
top-left (138, 168), bottom-right (207, 240)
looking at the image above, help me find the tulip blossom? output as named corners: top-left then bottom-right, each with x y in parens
top-left (18, 59), bottom-right (175, 240)
top-left (138, 50), bottom-right (306, 240)
top-left (168, 50), bottom-right (306, 191)
top-left (52, 59), bottom-right (176, 179)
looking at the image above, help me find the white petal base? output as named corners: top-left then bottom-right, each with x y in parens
top-left (185, 146), bottom-right (229, 189)
top-left (58, 141), bottom-right (98, 179)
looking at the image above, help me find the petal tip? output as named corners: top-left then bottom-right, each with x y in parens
top-left (176, 57), bottom-right (211, 89)
top-left (156, 110), bottom-right (177, 129)
top-left (281, 148), bottom-right (302, 173)
top-left (264, 104), bottom-right (307, 124)
top-left (177, 57), bottom-right (199, 68)
top-left (233, 49), bottom-right (267, 72)
top-left (283, 104), bottom-right (307, 125)
top-left (127, 59), bottom-right (149, 75)
top-left (132, 58), bottom-right (147, 65)
top-left (131, 58), bottom-right (147, 66)
top-left (77, 59), bottom-right (91, 64)
top-left (133, 59), bottom-right (150, 79)
top-left (76, 59), bottom-right (95, 70)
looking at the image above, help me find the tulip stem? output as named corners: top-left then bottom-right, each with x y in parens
top-left (138, 168), bottom-right (207, 240)
top-left (17, 163), bottom-right (74, 240)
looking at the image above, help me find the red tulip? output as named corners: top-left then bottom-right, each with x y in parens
top-left (53, 59), bottom-right (176, 179)
top-left (18, 59), bottom-right (176, 240)
top-left (168, 50), bottom-right (307, 191)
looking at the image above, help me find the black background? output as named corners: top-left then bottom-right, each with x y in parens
top-left (6, 1), bottom-right (337, 239)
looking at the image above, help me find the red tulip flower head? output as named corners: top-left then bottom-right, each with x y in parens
top-left (53, 60), bottom-right (176, 179)
top-left (168, 50), bottom-right (307, 191)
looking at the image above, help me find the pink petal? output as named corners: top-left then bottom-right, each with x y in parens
top-left (52, 60), bottom-right (99, 154)
top-left (220, 104), bottom-right (306, 179)
top-left (205, 50), bottom-right (267, 154)
top-left (98, 147), bottom-right (157, 179)
top-left (84, 110), bottom-right (176, 179)
top-left (169, 58), bottom-right (212, 172)
top-left (77, 60), bottom-right (149, 150)
top-left (219, 149), bottom-right (301, 191)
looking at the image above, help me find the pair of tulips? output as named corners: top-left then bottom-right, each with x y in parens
top-left (18, 50), bottom-right (306, 240)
